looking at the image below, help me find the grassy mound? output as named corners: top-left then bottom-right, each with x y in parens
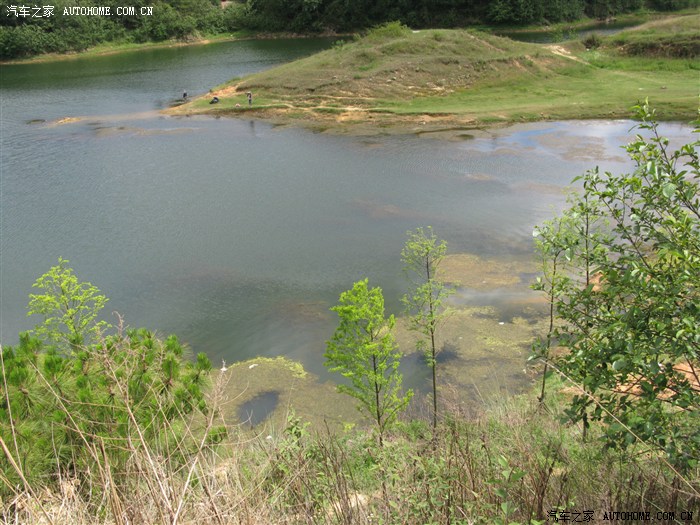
top-left (236, 24), bottom-right (548, 102)
top-left (605, 13), bottom-right (700, 57)
top-left (172, 20), bottom-right (699, 131)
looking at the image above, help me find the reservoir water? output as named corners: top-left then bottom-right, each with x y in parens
top-left (1, 39), bottom-right (693, 402)
top-left (495, 18), bottom-right (640, 43)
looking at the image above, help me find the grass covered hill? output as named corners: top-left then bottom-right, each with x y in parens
top-left (174, 19), bottom-right (699, 131)
top-left (602, 11), bottom-right (700, 57)
top-left (240, 24), bottom-right (546, 101)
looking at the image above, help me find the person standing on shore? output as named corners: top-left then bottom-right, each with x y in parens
top-left (247, 92), bottom-right (253, 106)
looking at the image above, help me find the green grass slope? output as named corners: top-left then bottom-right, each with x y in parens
top-left (239, 25), bottom-right (547, 100)
top-left (603, 12), bottom-right (700, 58)
top-left (173, 20), bottom-right (699, 131)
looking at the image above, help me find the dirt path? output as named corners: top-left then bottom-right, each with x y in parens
top-left (544, 45), bottom-right (590, 65)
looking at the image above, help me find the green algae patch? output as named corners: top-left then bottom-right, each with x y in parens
top-left (394, 304), bottom-right (548, 408)
top-left (214, 357), bottom-right (360, 431)
top-left (237, 356), bottom-right (308, 378)
top-left (395, 251), bottom-right (550, 407)
top-left (439, 308), bottom-right (545, 399)
top-left (438, 253), bottom-right (538, 290)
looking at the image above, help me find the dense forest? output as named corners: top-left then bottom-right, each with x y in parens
top-left (0, 0), bottom-right (697, 59)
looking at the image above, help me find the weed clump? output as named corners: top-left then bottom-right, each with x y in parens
top-left (582, 32), bottom-right (602, 49)
top-left (365, 21), bottom-right (410, 42)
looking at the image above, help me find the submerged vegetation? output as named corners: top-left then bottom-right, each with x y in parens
top-left (1, 108), bottom-right (699, 523)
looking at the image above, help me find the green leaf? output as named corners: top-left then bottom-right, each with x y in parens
top-left (511, 469), bottom-right (526, 482)
top-left (612, 359), bottom-right (627, 371)
top-left (662, 182), bottom-right (676, 199)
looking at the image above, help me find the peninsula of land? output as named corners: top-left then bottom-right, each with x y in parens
top-left (168, 14), bottom-right (699, 134)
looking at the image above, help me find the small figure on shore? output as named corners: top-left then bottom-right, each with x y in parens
top-left (246, 91), bottom-right (253, 106)
top-left (183, 90), bottom-right (188, 100)
top-left (210, 96), bottom-right (219, 104)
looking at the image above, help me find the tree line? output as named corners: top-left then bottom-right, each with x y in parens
top-left (1, 0), bottom-right (696, 59)
top-left (0, 0), bottom-right (229, 59)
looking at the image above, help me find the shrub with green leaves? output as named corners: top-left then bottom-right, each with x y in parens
top-left (402, 227), bottom-right (454, 431)
top-left (325, 279), bottom-right (412, 446)
top-left (533, 102), bottom-right (700, 470)
top-left (0, 260), bottom-right (212, 496)
top-left (27, 257), bottom-right (109, 351)
top-left (582, 32), bottom-right (602, 49)
top-left (365, 21), bottom-right (410, 41)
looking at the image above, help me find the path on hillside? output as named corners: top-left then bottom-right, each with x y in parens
top-left (545, 45), bottom-right (590, 64)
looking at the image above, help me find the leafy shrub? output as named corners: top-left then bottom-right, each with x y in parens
top-left (365, 21), bottom-right (410, 42)
top-left (222, 2), bottom-right (249, 32)
top-left (533, 103), bottom-right (700, 471)
top-left (0, 25), bottom-right (49, 59)
top-left (146, 4), bottom-right (197, 41)
top-left (0, 260), bottom-right (213, 497)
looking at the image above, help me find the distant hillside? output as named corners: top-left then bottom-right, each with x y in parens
top-left (230, 0), bottom-right (699, 32)
top-left (0, 0), bottom-right (231, 60)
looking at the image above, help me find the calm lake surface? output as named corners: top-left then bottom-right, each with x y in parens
top-left (1, 39), bottom-right (693, 393)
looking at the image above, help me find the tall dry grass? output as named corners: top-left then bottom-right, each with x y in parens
top-left (3, 367), bottom-right (698, 525)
